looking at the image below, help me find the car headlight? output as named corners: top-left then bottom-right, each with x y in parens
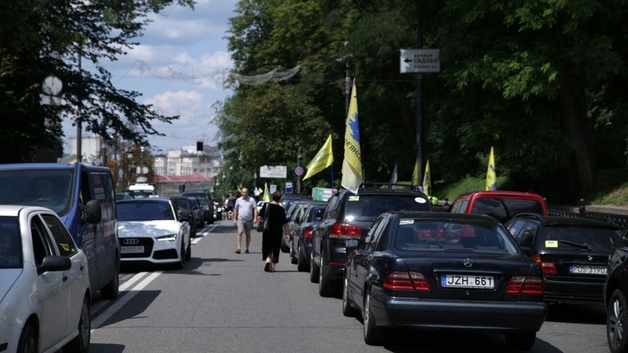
top-left (155, 233), bottom-right (177, 241)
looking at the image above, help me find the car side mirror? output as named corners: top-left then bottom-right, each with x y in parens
top-left (38, 255), bottom-right (72, 275)
top-left (81, 199), bottom-right (102, 225)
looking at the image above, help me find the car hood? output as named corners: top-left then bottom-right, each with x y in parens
top-left (0, 269), bottom-right (22, 304)
top-left (118, 221), bottom-right (182, 238)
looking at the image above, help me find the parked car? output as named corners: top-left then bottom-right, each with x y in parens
top-left (282, 199), bottom-right (319, 253)
top-left (182, 189), bottom-right (215, 225)
top-left (505, 213), bottom-right (621, 305)
top-left (450, 190), bottom-right (548, 223)
top-left (311, 184), bottom-right (432, 297)
top-left (0, 205), bottom-right (91, 353)
top-left (604, 223), bottom-right (628, 353)
top-left (170, 196), bottom-right (198, 238)
top-left (117, 198), bottom-right (191, 269)
top-left (186, 196), bottom-right (205, 229)
top-left (0, 163), bottom-right (119, 300)
top-left (342, 211), bottom-right (547, 348)
top-left (290, 203), bottom-right (327, 272)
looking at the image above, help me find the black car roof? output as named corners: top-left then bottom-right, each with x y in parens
top-left (392, 210), bottom-right (501, 224)
top-left (511, 213), bottom-right (621, 229)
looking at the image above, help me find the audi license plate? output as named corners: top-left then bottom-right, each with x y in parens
top-left (441, 274), bottom-right (494, 289)
top-left (121, 246), bottom-right (144, 254)
top-left (569, 265), bottom-right (606, 275)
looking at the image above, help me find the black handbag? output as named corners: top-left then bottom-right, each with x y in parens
top-left (257, 202), bottom-right (270, 232)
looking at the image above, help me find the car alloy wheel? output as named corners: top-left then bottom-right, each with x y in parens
top-left (363, 292), bottom-right (384, 345)
top-left (342, 276), bottom-right (358, 317)
top-left (65, 298), bottom-right (91, 352)
top-left (608, 289), bottom-right (628, 353)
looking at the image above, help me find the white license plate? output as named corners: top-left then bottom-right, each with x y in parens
top-left (121, 246), bottom-right (145, 254)
top-left (569, 265), bottom-right (606, 275)
top-left (441, 274), bottom-right (494, 289)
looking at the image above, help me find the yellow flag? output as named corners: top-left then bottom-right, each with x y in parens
top-left (412, 158), bottom-right (419, 186)
top-left (303, 134), bottom-right (334, 180)
top-left (262, 182), bottom-right (271, 201)
top-left (422, 160), bottom-right (431, 196)
top-left (486, 146), bottom-right (497, 191)
top-left (341, 82), bottom-right (362, 193)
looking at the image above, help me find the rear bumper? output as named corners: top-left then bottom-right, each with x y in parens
top-left (544, 278), bottom-right (605, 305)
top-left (370, 295), bottom-right (547, 333)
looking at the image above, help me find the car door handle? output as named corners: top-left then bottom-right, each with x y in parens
top-left (62, 274), bottom-right (68, 282)
top-left (80, 265), bottom-right (85, 271)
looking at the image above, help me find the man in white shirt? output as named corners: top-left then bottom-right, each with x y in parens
top-left (233, 188), bottom-right (258, 254)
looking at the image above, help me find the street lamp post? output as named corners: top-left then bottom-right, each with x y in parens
top-left (297, 147), bottom-right (301, 194)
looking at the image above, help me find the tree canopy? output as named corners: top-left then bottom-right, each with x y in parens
top-left (0, 0), bottom-right (195, 163)
top-left (219, 0), bottom-right (628, 202)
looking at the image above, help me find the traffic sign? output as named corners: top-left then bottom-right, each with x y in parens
top-left (400, 49), bottom-right (440, 73)
top-left (295, 166), bottom-right (304, 176)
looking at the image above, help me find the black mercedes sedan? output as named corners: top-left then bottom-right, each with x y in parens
top-left (342, 211), bottom-right (548, 349)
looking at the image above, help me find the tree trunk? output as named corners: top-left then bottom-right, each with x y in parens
top-left (558, 72), bottom-right (597, 197)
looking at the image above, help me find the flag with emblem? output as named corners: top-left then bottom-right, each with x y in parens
top-left (303, 134), bottom-right (334, 180)
top-left (341, 81), bottom-right (362, 193)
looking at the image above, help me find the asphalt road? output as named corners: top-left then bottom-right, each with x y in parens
top-left (86, 220), bottom-right (611, 353)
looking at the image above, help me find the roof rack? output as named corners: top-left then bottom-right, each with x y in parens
top-left (359, 183), bottom-right (422, 192)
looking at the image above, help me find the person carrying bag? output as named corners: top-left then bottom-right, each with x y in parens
top-left (258, 192), bottom-right (290, 272)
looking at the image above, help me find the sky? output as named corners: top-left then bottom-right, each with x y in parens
top-left (62, 0), bottom-right (239, 154)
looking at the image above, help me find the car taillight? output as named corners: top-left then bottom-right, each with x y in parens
top-left (383, 271), bottom-right (430, 291)
top-left (304, 227), bottom-right (314, 239)
top-left (531, 254), bottom-right (556, 275)
top-left (330, 223), bottom-right (362, 238)
top-left (505, 275), bottom-right (544, 295)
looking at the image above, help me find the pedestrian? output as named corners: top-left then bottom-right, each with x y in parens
top-left (258, 192), bottom-right (290, 272)
top-left (233, 188), bottom-right (258, 254)
top-left (226, 193), bottom-right (236, 220)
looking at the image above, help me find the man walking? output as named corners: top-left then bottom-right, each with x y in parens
top-left (233, 188), bottom-right (258, 254)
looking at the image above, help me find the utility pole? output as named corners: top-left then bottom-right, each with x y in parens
top-left (415, 19), bottom-right (424, 183)
top-left (76, 47), bottom-right (82, 163)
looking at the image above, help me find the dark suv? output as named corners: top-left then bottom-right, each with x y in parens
top-left (310, 184), bottom-right (432, 297)
top-left (505, 213), bottom-right (621, 305)
top-left (182, 189), bottom-right (214, 225)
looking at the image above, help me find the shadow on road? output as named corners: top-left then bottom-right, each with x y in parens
top-left (545, 303), bottom-right (606, 325)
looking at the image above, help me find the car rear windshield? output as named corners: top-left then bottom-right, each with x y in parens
top-left (117, 201), bottom-right (175, 221)
top-left (541, 226), bottom-right (621, 252)
top-left (393, 219), bottom-right (520, 254)
top-left (471, 198), bottom-right (544, 223)
top-left (345, 195), bottom-right (430, 222)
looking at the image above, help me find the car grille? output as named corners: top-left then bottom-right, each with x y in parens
top-left (153, 249), bottom-right (178, 260)
top-left (120, 238), bottom-right (154, 258)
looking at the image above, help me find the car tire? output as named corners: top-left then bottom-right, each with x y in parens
top-left (318, 250), bottom-right (336, 297)
top-left (342, 276), bottom-right (358, 317)
top-left (363, 291), bottom-right (385, 345)
top-left (100, 258), bottom-right (119, 300)
top-left (505, 331), bottom-right (536, 351)
top-left (17, 324), bottom-right (37, 353)
top-left (297, 243), bottom-right (308, 272)
top-left (175, 240), bottom-right (185, 269)
top-left (64, 297), bottom-right (91, 353)
top-left (290, 240), bottom-right (298, 264)
top-left (309, 251), bottom-right (320, 283)
top-left (608, 289), bottom-right (628, 353)
top-left (185, 239), bottom-right (192, 261)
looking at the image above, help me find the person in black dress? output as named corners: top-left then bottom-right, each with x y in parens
top-left (258, 192), bottom-right (290, 272)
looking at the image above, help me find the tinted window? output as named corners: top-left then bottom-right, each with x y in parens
top-left (0, 169), bottom-right (74, 216)
top-left (542, 225), bottom-right (621, 252)
top-left (42, 214), bottom-right (77, 256)
top-left (0, 217), bottom-right (21, 268)
top-left (471, 198), bottom-right (543, 223)
top-left (173, 198), bottom-right (190, 211)
top-left (117, 201), bottom-right (175, 221)
top-left (345, 195), bottom-right (430, 222)
top-left (31, 216), bottom-right (54, 266)
top-left (393, 219), bottom-right (519, 254)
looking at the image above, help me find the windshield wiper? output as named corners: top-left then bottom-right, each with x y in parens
top-left (559, 239), bottom-right (591, 251)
